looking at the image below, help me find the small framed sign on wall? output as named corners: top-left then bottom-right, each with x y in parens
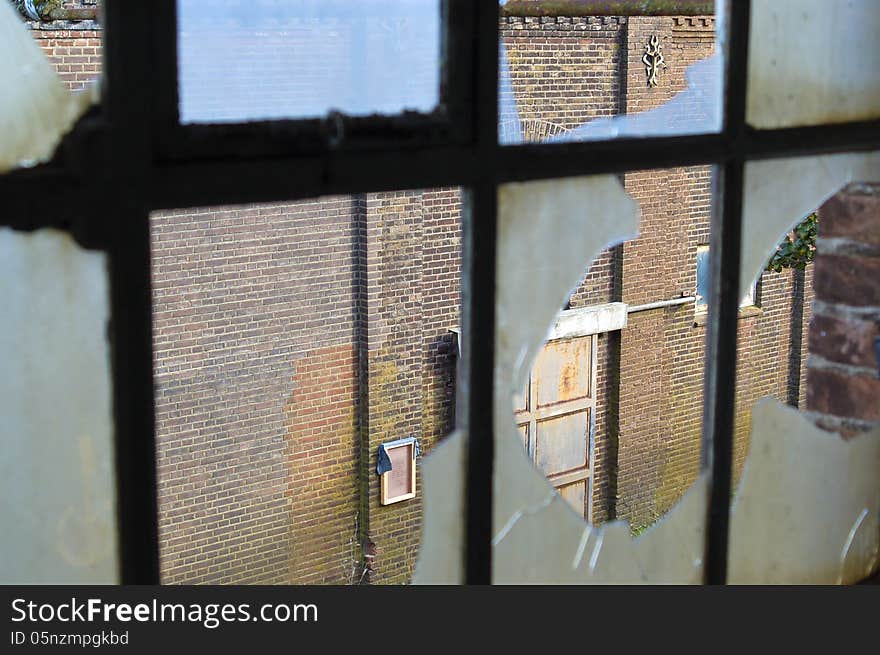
top-left (377, 437), bottom-right (418, 506)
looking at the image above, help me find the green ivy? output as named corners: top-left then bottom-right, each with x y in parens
top-left (765, 212), bottom-right (818, 273)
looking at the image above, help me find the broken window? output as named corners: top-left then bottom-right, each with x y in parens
top-left (1, 1), bottom-right (879, 587)
top-left (151, 188), bottom-right (462, 584)
top-left (725, 151), bottom-right (880, 583)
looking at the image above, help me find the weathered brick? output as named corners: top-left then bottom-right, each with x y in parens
top-left (807, 368), bottom-right (880, 423)
top-left (808, 314), bottom-right (879, 370)
top-left (818, 186), bottom-right (880, 246)
top-left (813, 254), bottom-right (880, 307)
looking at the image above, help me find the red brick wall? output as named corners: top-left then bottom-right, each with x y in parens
top-left (30, 23), bottom-right (101, 92)
top-left (808, 184), bottom-right (880, 432)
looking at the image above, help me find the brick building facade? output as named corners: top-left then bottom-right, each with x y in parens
top-left (24, 4), bottom-right (815, 583)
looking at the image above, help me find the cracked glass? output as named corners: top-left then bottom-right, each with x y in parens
top-left (417, 171), bottom-right (717, 583)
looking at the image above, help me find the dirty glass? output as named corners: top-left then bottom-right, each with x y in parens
top-left (0, 0), bottom-right (99, 173)
top-left (499, 0), bottom-right (724, 144)
top-left (727, 151), bottom-right (880, 583)
top-left (151, 188), bottom-right (462, 584)
top-left (177, 0), bottom-right (441, 124)
top-left (747, 0), bottom-right (880, 129)
top-left (0, 228), bottom-right (118, 583)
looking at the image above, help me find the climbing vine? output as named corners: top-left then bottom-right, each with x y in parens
top-left (765, 212), bottom-right (818, 273)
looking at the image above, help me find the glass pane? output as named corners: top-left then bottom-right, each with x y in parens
top-left (178, 0), bottom-right (441, 124)
top-left (27, 1), bottom-right (103, 92)
top-left (0, 228), bottom-right (118, 583)
top-left (487, 168), bottom-right (716, 583)
top-left (499, 2), bottom-right (723, 144)
top-left (729, 153), bottom-right (880, 583)
top-left (747, 0), bottom-right (880, 129)
top-left (151, 187), bottom-right (461, 583)
top-left (0, 0), bottom-right (100, 173)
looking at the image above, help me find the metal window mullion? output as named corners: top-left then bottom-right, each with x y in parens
top-left (702, 0), bottom-right (752, 586)
top-left (463, 2), bottom-right (499, 585)
top-left (103, 0), bottom-right (161, 584)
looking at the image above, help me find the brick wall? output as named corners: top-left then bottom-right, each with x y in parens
top-left (502, 15), bottom-right (624, 138)
top-left (29, 21), bottom-right (101, 92)
top-left (807, 184), bottom-right (880, 433)
top-left (363, 188), bottom-right (461, 583)
top-left (150, 199), bottom-right (362, 584)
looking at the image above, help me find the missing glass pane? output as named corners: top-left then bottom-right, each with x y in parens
top-left (487, 173), bottom-right (712, 582)
top-left (727, 152), bottom-right (880, 583)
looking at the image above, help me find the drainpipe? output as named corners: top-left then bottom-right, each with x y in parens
top-left (627, 296), bottom-right (696, 313)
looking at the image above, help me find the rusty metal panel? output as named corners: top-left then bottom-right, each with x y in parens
top-left (533, 337), bottom-right (592, 407)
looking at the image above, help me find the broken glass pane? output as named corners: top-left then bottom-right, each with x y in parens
top-left (489, 173), bottom-right (710, 583)
top-left (0, 228), bottom-right (117, 583)
top-left (747, 0), bottom-right (880, 129)
top-left (178, 0), bottom-right (441, 124)
top-left (741, 152), bottom-right (880, 298)
top-left (412, 428), bottom-right (466, 584)
top-left (730, 150), bottom-right (880, 583)
top-left (499, 1), bottom-right (724, 144)
top-left (22, 1), bottom-right (103, 93)
top-left (0, 0), bottom-right (99, 173)
top-left (729, 401), bottom-right (880, 583)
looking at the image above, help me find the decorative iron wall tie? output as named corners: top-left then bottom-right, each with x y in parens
top-left (642, 34), bottom-right (667, 87)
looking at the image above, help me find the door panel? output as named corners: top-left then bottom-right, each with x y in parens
top-left (535, 410), bottom-right (589, 477)
top-left (514, 334), bottom-right (596, 520)
top-left (533, 338), bottom-right (592, 407)
top-left (558, 481), bottom-right (587, 518)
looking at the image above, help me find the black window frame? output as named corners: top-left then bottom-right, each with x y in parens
top-left (2, 0), bottom-right (880, 585)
